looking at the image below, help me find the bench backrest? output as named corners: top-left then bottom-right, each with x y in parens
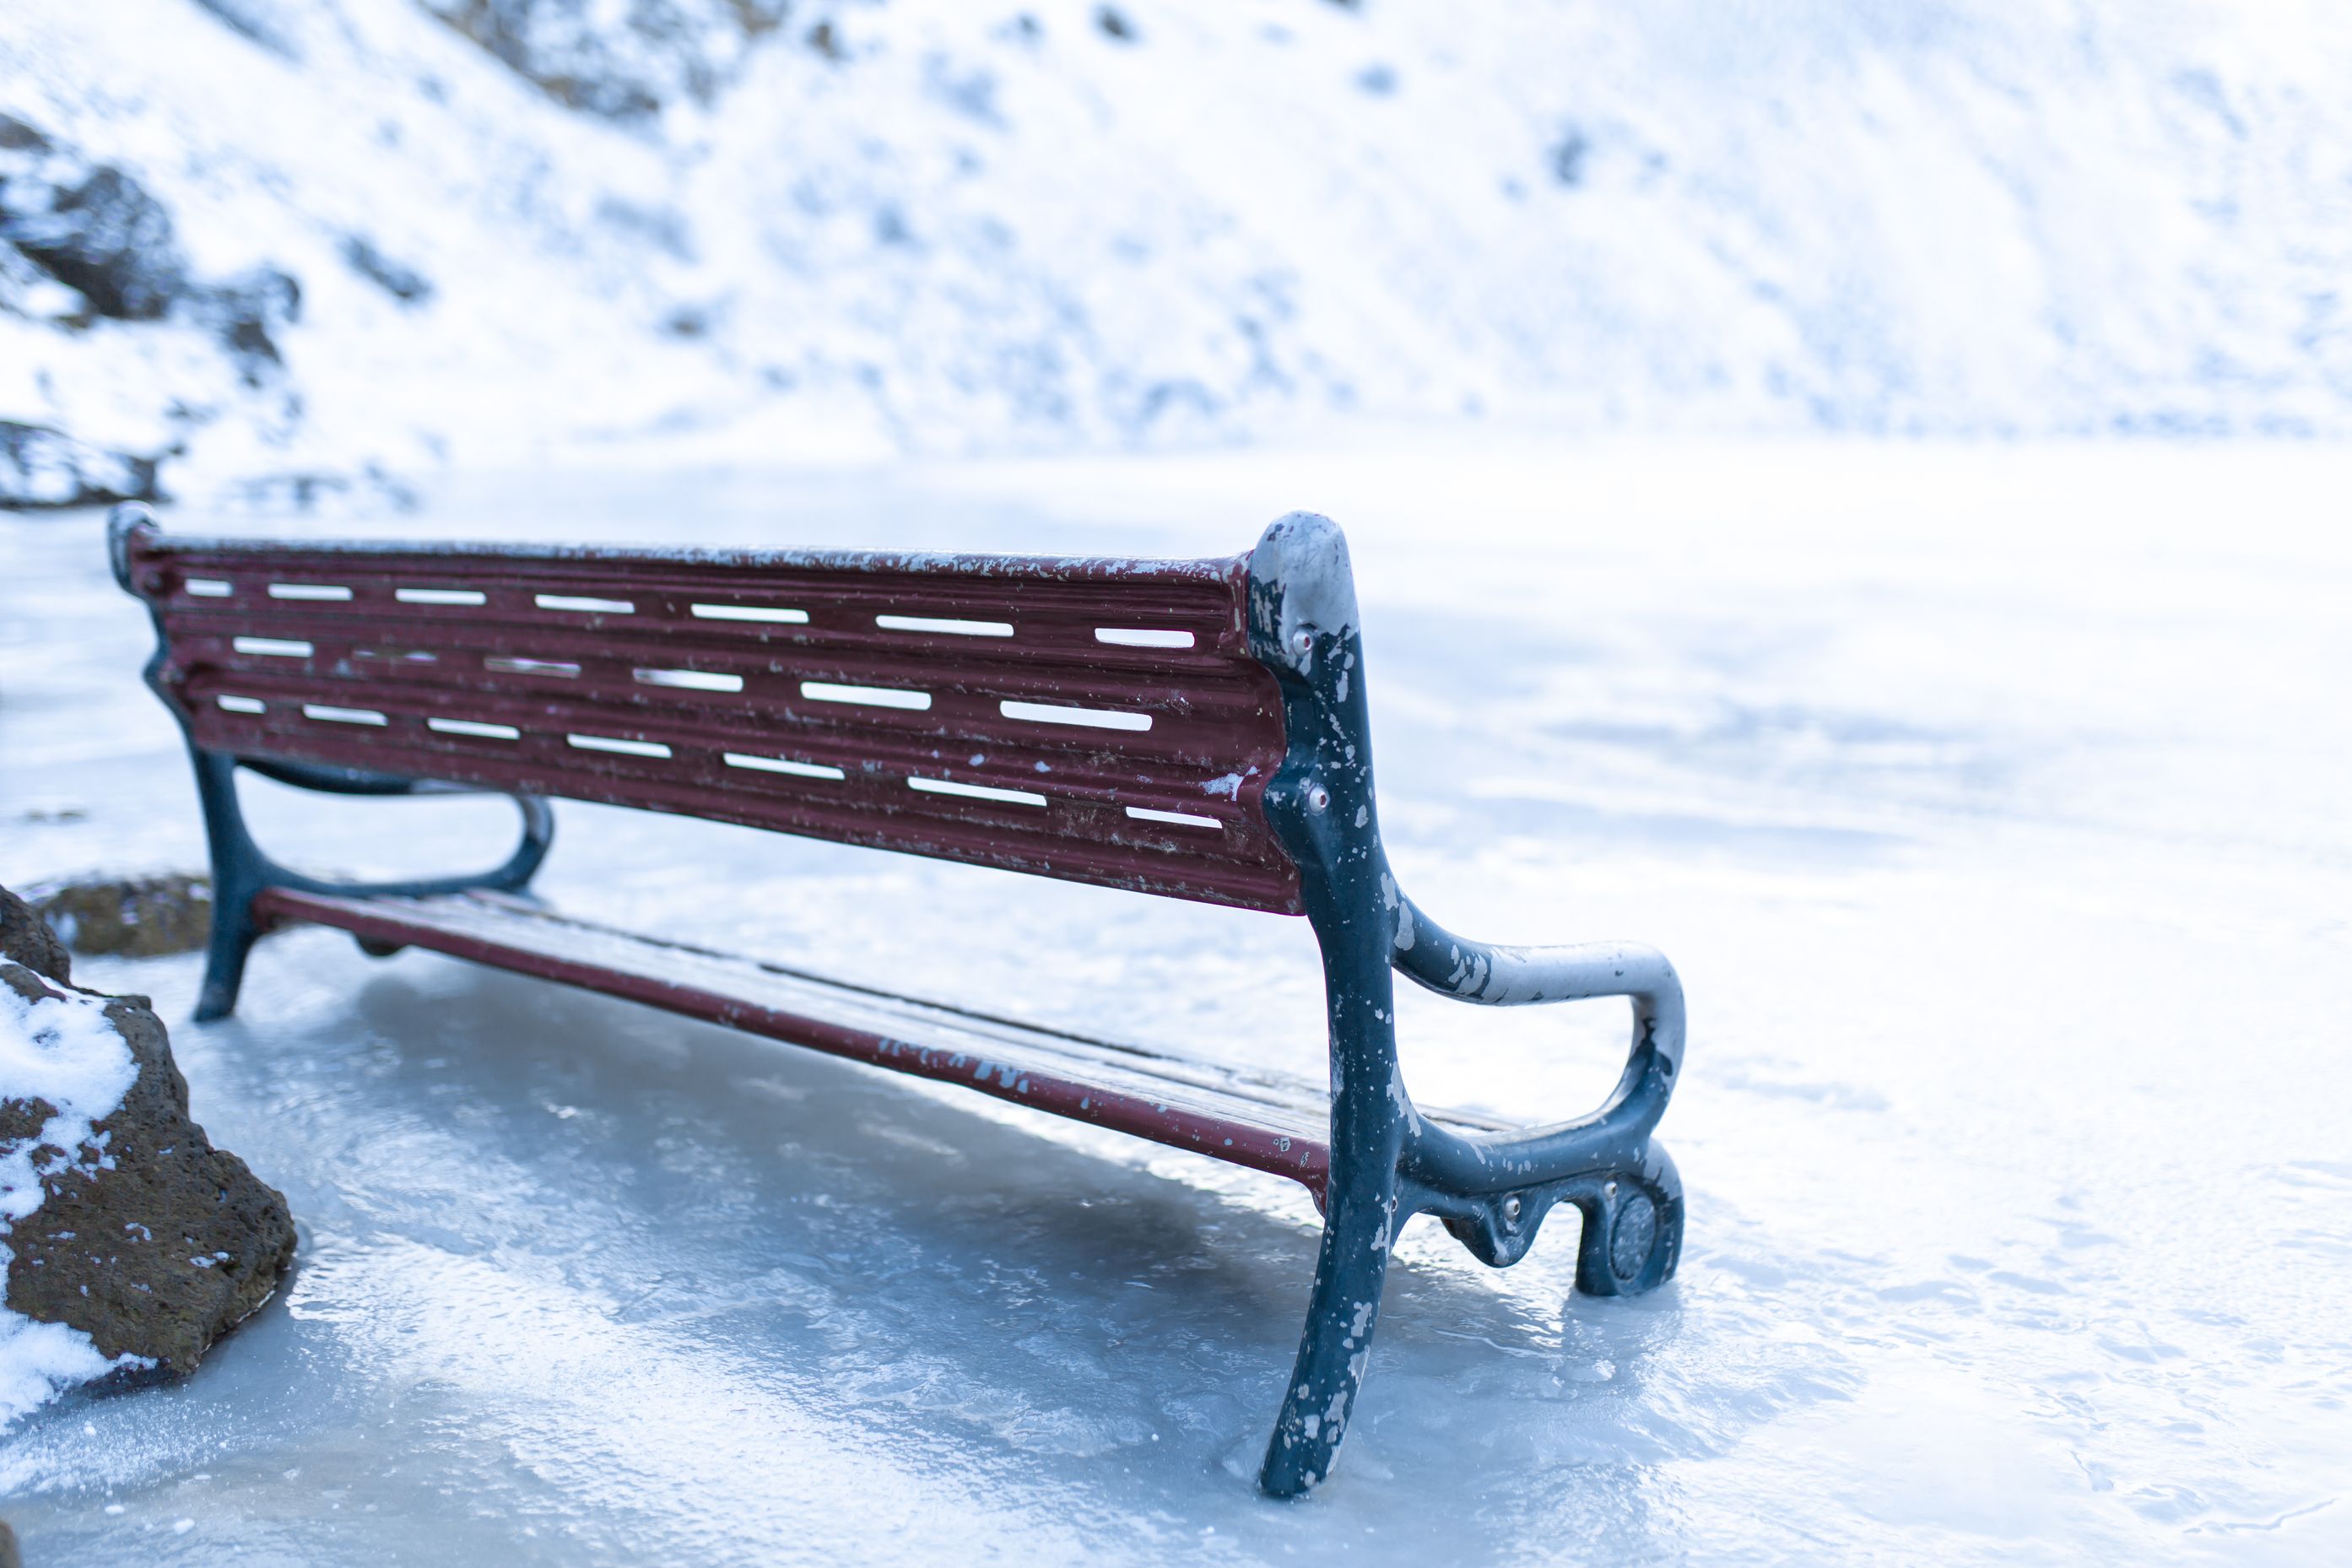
top-left (112, 522), bottom-right (1303, 913)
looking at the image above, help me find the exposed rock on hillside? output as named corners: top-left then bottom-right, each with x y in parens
top-left (422, 0), bottom-right (794, 120)
top-left (0, 421), bottom-right (160, 509)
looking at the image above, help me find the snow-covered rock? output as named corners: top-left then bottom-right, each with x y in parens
top-left (0, 1), bottom-right (2347, 506)
top-left (0, 884), bottom-right (294, 1425)
top-left (0, 422), bottom-right (160, 509)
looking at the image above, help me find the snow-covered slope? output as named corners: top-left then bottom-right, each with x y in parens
top-left (2, 0), bottom-right (2348, 506)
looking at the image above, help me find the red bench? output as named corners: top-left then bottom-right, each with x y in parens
top-left (109, 503), bottom-right (1686, 1496)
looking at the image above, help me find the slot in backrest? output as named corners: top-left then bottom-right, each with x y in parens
top-left (121, 530), bottom-right (1300, 913)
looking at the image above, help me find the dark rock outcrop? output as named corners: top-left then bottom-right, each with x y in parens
top-left (341, 234), bottom-right (435, 305)
top-left (0, 422), bottom-right (163, 511)
top-left (193, 265), bottom-right (303, 381)
top-left (30, 874), bottom-right (212, 959)
top-left (0, 884), bottom-right (294, 1380)
top-left (0, 110), bottom-right (300, 508)
top-left (421, 0), bottom-right (792, 121)
top-left (0, 115), bottom-right (187, 322)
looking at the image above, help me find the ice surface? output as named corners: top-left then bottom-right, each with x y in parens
top-left (1, 439), bottom-right (2349, 1564)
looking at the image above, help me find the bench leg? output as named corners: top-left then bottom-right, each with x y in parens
top-left (1571, 1142), bottom-right (1684, 1298)
top-left (181, 746), bottom-right (556, 1020)
top-left (1258, 1117), bottom-right (1403, 1497)
top-left (190, 747), bottom-right (265, 1022)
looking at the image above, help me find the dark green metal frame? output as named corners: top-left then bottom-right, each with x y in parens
top-left (109, 507), bottom-right (555, 1023)
top-left (1244, 513), bottom-right (1684, 1496)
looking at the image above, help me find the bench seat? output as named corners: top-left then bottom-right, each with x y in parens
top-left (259, 886), bottom-right (1517, 1195)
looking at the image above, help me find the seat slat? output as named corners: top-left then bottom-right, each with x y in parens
top-left (253, 888), bottom-right (1517, 1195)
top-left (260, 888), bottom-right (1335, 1188)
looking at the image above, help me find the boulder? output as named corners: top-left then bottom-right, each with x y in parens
top-left (0, 890), bottom-right (72, 987)
top-left (0, 884), bottom-right (294, 1385)
top-left (30, 874), bottom-right (212, 960)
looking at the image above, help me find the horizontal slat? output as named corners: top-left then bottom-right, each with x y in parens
top-left (125, 525), bottom-right (1301, 912)
top-left (253, 890), bottom-right (1522, 1191)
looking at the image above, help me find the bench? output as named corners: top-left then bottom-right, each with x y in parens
top-left (107, 502), bottom-right (1686, 1497)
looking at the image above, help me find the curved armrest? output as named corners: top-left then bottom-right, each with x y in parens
top-left (211, 751), bottom-right (557, 904)
top-left (240, 756), bottom-right (450, 797)
top-left (1392, 900), bottom-right (1684, 1078)
top-left (1392, 898), bottom-right (1684, 1195)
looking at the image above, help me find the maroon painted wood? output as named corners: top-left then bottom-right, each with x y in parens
top-left (257, 886), bottom-right (1339, 1192)
top-left (118, 527), bottom-right (1301, 912)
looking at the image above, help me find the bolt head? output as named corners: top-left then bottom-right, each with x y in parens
top-left (1502, 1194), bottom-right (1523, 1225)
top-left (1305, 783), bottom-right (1331, 812)
top-left (1289, 628), bottom-right (1313, 656)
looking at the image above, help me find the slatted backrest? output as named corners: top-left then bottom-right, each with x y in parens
top-left (115, 521), bottom-right (1302, 913)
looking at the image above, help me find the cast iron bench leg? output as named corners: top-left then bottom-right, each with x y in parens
top-left (1248, 511), bottom-right (1419, 1496)
top-left (1246, 513), bottom-right (1689, 1495)
top-left (1259, 1130), bottom-right (1400, 1496)
top-left (1258, 928), bottom-right (1413, 1496)
top-left (184, 744), bottom-right (554, 1020)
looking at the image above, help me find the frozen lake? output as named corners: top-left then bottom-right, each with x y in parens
top-left (3, 440), bottom-right (2348, 1564)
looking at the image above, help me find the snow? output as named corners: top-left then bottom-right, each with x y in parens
top-left (0, 942), bottom-right (147, 1423)
top-left (1, 438), bottom-right (2348, 1562)
top-left (3, 3), bottom-right (2351, 506)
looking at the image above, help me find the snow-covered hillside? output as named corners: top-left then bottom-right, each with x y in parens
top-left (3, 0), bottom-right (2349, 506)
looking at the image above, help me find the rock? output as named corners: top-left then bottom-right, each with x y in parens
top-left (419, 0), bottom-right (791, 121)
top-left (29, 874), bottom-right (211, 960)
top-left (0, 422), bottom-right (163, 511)
top-left (192, 265), bottom-right (302, 381)
top-left (0, 891), bottom-right (72, 987)
top-left (191, 0), bottom-right (304, 62)
top-left (0, 116), bottom-right (187, 322)
top-left (341, 234), bottom-right (434, 305)
top-left (0, 884), bottom-right (294, 1382)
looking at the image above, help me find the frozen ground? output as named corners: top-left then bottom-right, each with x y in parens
top-left (1, 437), bottom-right (2349, 1564)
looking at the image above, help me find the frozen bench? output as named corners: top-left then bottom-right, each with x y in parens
top-left (108, 503), bottom-right (1685, 1497)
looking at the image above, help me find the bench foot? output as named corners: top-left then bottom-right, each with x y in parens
top-left (190, 748), bottom-right (262, 1022)
top-left (192, 896), bottom-right (260, 1023)
top-left (1571, 1144), bottom-right (1683, 1299)
top-left (1258, 1162), bottom-right (1399, 1497)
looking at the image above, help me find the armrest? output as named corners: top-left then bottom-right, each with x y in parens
top-left (1391, 897), bottom-right (1684, 1196)
top-left (239, 756), bottom-right (449, 797)
top-left (208, 750), bottom-right (557, 907)
top-left (1392, 900), bottom-right (1684, 1078)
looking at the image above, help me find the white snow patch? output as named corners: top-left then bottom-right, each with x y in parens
top-left (3, 1), bottom-right (2350, 506)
